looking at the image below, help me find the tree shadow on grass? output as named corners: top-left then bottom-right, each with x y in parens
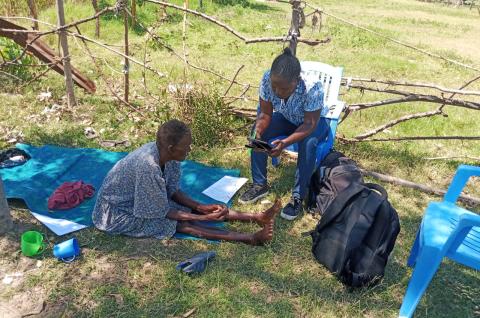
top-left (29, 192), bottom-right (479, 317)
top-left (22, 125), bottom-right (97, 149)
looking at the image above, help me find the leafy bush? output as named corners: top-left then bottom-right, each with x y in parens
top-left (0, 38), bottom-right (36, 81)
top-left (174, 88), bottom-right (237, 147)
top-left (212, 0), bottom-right (251, 7)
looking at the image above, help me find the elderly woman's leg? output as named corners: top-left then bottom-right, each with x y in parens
top-left (176, 219), bottom-right (274, 246)
top-left (225, 199), bottom-right (281, 225)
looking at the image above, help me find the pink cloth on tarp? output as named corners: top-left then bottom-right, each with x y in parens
top-left (47, 181), bottom-right (95, 210)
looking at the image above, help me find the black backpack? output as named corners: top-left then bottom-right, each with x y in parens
top-left (310, 182), bottom-right (400, 287)
top-left (307, 150), bottom-right (364, 215)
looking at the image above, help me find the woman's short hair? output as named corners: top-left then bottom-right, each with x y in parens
top-left (270, 47), bottom-right (301, 83)
top-left (156, 119), bottom-right (190, 148)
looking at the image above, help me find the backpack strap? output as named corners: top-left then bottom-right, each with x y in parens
top-left (363, 183), bottom-right (388, 200)
top-left (316, 182), bottom-right (365, 232)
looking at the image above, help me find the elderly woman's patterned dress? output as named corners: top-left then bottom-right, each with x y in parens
top-left (92, 142), bottom-right (184, 239)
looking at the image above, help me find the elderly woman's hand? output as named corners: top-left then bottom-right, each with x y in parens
top-left (195, 204), bottom-right (226, 215)
top-left (201, 207), bottom-right (228, 221)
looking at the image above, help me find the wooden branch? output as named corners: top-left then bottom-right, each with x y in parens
top-left (2, 13), bottom-right (256, 90)
top-left (305, 3), bottom-right (480, 73)
top-left (0, 70), bottom-right (22, 81)
top-left (424, 156), bottom-right (480, 161)
top-left (17, 57), bottom-right (64, 90)
top-left (125, 9), bottom-right (255, 89)
top-left (343, 77), bottom-right (480, 97)
top-left (360, 169), bottom-right (480, 206)
top-left (224, 85), bottom-right (254, 105)
top-left (66, 30), bottom-right (165, 78)
top-left (438, 74), bottom-right (480, 111)
top-left (346, 74), bottom-right (480, 140)
top-left (339, 136), bottom-right (480, 142)
top-left (74, 25), bottom-right (147, 119)
top-left (123, 9), bottom-right (129, 103)
top-left (145, 0), bottom-right (329, 46)
top-left (56, 0), bottom-right (76, 107)
top-left (354, 109), bottom-right (443, 140)
top-left (347, 88), bottom-right (480, 111)
top-left (223, 65), bottom-right (244, 97)
top-left (0, 8), bottom-right (114, 69)
top-left (231, 107), bottom-right (256, 113)
top-left (276, 147), bottom-right (480, 206)
top-left (230, 109), bottom-right (256, 120)
top-left (245, 36), bottom-right (330, 45)
top-left (140, 22), bottom-right (161, 103)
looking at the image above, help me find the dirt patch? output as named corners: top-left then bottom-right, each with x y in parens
top-left (0, 286), bottom-right (46, 318)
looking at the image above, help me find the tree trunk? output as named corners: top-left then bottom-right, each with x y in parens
top-left (288, 0), bottom-right (301, 56)
top-left (56, 0), bottom-right (77, 107)
top-left (92, 0), bottom-right (100, 38)
top-left (131, 0), bottom-right (137, 26)
top-left (0, 178), bottom-right (13, 235)
top-left (27, 0), bottom-right (39, 30)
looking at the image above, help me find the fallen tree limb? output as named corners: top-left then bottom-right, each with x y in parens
top-left (339, 136), bottom-right (480, 142)
top-left (424, 156), bottom-right (480, 161)
top-left (342, 77), bottom-right (480, 97)
top-left (351, 73), bottom-right (480, 140)
top-left (230, 109), bottom-right (256, 120)
top-left (347, 93), bottom-right (480, 111)
top-left (438, 74), bottom-right (480, 112)
top-left (354, 109), bottom-right (443, 140)
top-left (360, 168), bottom-right (480, 206)
top-left (280, 149), bottom-right (480, 206)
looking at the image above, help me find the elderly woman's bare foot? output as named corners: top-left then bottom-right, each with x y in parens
top-left (251, 219), bottom-right (274, 246)
top-left (256, 198), bottom-right (282, 225)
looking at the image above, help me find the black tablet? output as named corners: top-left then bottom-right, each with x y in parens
top-left (246, 138), bottom-right (273, 152)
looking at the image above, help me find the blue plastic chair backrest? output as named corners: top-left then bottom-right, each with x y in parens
top-left (300, 61), bottom-right (344, 116)
top-left (300, 61), bottom-right (344, 165)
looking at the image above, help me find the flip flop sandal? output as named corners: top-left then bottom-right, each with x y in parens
top-left (176, 251), bottom-right (216, 274)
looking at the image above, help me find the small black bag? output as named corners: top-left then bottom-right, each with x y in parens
top-left (310, 182), bottom-right (400, 287)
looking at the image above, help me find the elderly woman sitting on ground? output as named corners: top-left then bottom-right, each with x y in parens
top-left (92, 119), bottom-right (280, 245)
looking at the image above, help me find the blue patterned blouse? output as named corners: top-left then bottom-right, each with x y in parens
top-left (259, 70), bottom-right (326, 126)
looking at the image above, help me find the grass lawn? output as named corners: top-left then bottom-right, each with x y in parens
top-left (0, 0), bottom-right (479, 317)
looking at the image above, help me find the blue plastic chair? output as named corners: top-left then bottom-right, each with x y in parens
top-left (399, 164), bottom-right (480, 318)
top-left (269, 61), bottom-right (345, 168)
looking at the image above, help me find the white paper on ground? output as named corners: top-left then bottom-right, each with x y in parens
top-left (202, 176), bottom-right (248, 204)
top-left (31, 212), bottom-right (88, 236)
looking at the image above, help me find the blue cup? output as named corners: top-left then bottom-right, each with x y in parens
top-left (53, 238), bottom-right (80, 262)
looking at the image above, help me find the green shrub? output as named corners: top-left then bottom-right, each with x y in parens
top-left (0, 38), bottom-right (36, 81)
top-left (174, 88), bottom-right (237, 147)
